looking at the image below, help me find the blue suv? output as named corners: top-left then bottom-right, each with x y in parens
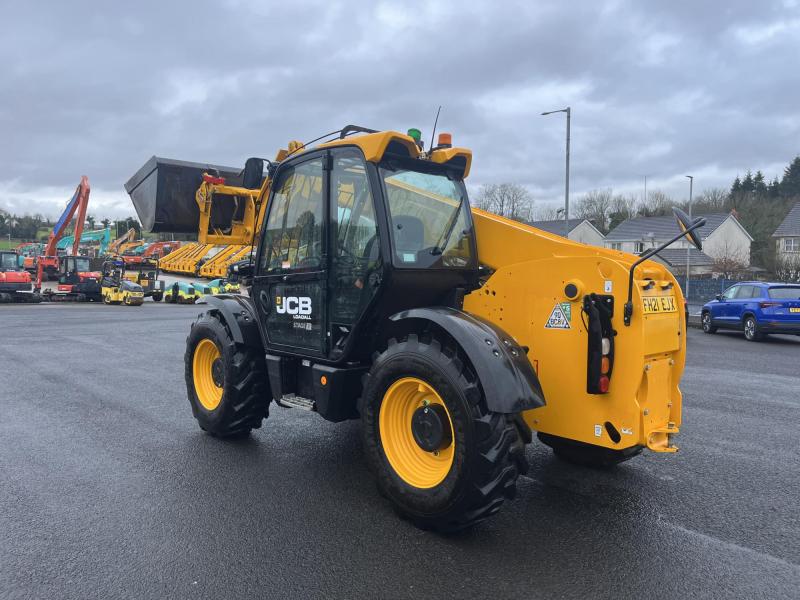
top-left (701, 282), bottom-right (800, 341)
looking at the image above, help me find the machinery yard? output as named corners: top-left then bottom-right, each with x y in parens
top-left (3, 3), bottom-right (800, 596)
top-left (1, 302), bottom-right (798, 599)
top-left (2, 126), bottom-right (799, 599)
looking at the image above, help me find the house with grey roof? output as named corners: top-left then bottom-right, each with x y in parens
top-left (772, 201), bottom-right (800, 263)
top-left (604, 212), bottom-right (752, 275)
top-left (528, 218), bottom-right (605, 247)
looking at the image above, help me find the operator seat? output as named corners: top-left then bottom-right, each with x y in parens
top-left (393, 215), bottom-right (424, 262)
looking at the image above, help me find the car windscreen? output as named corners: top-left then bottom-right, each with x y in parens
top-left (768, 286), bottom-right (800, 299)
top-left (379, 161), bottom-right (475, 269)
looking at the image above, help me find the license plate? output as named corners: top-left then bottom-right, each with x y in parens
top-left (642, 294), bottom-right (677, 314)
top-left (790, 308), bottom-right (800, 313)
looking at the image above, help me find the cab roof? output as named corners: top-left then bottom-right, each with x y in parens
top-left (285, 128), bottom-right (473, 179)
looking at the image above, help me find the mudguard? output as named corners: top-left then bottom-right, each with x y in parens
top-left (199, 294), bottom-right (263, 349)
top-left (389, 307), bottom-right (545, 413)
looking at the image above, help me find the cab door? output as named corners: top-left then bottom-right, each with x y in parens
top-left (730, 284), bottom-right (756, 323)
top-left (252, 154), bottom-right (328, 356)
top-left (714, 284), bottom-right (739, 325)
top-left (327, 149), bottom-right (383, 360)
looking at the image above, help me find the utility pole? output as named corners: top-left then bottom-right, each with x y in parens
top-left (644, 175), bottom-right (647, 204)
top-left (685, 175), bottom-right (694, 299)
top-left (542, 106), bottom-right (571, 238)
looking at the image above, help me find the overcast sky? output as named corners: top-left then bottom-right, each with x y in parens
top-left (2, 0), bottom-right (799, 222)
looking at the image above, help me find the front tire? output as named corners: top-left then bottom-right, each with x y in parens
top-left (185, 312), bottom-right (269, 437)
top-left (361, 334), bottom-right (528, 532)
top-left (701, 311), bottom-right (717, 333)
top-left (152, 292), bottom-right (163, 302)
top-left (743, 316), bottom-right (763, 341)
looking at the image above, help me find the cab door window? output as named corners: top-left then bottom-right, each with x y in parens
top-left (260, 159), bottom-right (325, 273)
top-left (255, 157), bottom-right (326, 353)
top-left (330, 150), bottom-right (380, 331)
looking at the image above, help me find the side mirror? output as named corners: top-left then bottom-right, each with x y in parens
top-left (673, 207), bottom-right (704, 251)
top-left (624, 210), bottom-right (707, 326)
top-left (242, 158), bottom-right (264, 190)
top-left (715, 294), bottom-right (722, 301)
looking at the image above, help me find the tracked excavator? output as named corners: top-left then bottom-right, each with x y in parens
top-left (0, 250), bottom-right (41, 303)
top-left (36, 177), bottom-right (103, 301)
top-left (133, 126), bottom-right (702, 531)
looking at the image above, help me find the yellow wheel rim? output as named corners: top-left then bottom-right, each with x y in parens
top-left (379, 377), bottom-right (455, 489)
top-left (193, 338), bottom-right (223, 411)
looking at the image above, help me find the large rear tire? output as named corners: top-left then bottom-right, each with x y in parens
top-left (185, 312), bottom-right (269, 438)
top-left (361, 334), bottom-right (528, 532)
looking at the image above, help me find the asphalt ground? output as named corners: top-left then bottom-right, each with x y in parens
top-left (1, 303), bottom-right (799, 599)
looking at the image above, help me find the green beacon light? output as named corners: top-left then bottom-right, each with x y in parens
top-left (407, 128), bottom-right (422, 142)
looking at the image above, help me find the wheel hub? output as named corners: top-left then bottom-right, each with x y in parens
top-left (211, 358), bottom-right (224, 388)
top-left (411, 404), bottom-right (452, 452)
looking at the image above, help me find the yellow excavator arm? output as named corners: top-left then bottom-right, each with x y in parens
top-left (108, 228), bottom-right (137, 254)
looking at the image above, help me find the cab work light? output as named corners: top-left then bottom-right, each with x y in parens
top-left (584, 294), bottom-right (615, 394)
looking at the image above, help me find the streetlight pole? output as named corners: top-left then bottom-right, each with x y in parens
top-left (644, 175), bottom-right (647, 204)
top-left (542, 107), bottom-right (571, 238)
top-left (685, 175), bottom-right (694, 299)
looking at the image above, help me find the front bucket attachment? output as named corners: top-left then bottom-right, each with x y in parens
top-left (125, 156), bottom-right (243, 233)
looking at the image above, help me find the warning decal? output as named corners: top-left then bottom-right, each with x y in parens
top-left (545, 302), bottom-right (572, 329)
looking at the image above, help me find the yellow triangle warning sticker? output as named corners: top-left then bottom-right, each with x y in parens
top-left (545, 302), bottom-right (571, 329)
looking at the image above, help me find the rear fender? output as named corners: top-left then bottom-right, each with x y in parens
top-left (199, 295), bottom-right (263, 349)
top-left (388, 307), bottom-right (545, 413)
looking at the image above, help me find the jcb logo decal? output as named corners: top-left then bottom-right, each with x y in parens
top-left (276, 296), bottom-right (312, 315)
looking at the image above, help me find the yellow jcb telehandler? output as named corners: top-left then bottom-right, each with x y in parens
top-left (144, 126), bottom-right (702, 531)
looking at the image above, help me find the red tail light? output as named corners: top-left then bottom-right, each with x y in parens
top-left (584, 294), bottom-right (615, 394)
top-left (760, 301), bottom-right (780, 308)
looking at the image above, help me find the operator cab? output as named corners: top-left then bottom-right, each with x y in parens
top-left (251, 129), bottom-right (477, 365)
top-left (59, 255), bottom-right (93, 284)
top-left (0, 251), bottom-right (21, 271)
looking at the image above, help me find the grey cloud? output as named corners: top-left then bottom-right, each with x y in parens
top-left (1, 0), bottom-right (798, 219)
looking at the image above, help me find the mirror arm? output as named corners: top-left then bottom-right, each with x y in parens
top-left (623, 219), bottom-right (706, 327)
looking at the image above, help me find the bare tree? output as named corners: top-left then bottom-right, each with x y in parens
top-left (711, 240), bottom-right (749, 278)
top-left (696, 188), bottom-right (728, 211)
top-left (531, 204), bottom-right (562, 221)
top-left (638, 189), bottom-right (673, 217)
top-left (775, 253), bottom-right (800, 282)
top-left (575, 188), bottom-right (613, 232)
top-left (474, 183), bottom-right (534, 222)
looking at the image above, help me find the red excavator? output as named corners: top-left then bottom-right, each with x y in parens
top-left (0, 250), bottom-right (41, 303)
top-left (36, 176), bottom-right (103, 301)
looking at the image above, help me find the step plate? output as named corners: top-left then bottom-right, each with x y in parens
top-left (277, 394), bottom-right (316, 411)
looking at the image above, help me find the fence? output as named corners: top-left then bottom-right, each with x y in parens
top-left (677, 278), bottom-right (743, 303)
